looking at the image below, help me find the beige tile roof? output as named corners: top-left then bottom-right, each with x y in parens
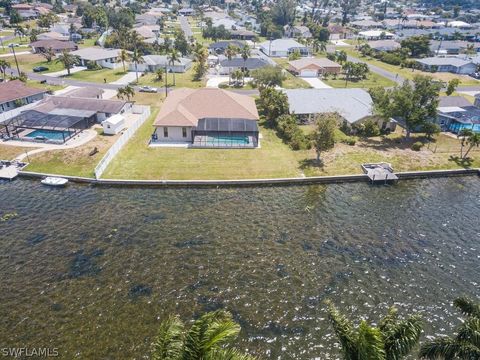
top-left (288, 58), bottom-right (342, 71)
top-left (154, 88), bottom-right (259, 127)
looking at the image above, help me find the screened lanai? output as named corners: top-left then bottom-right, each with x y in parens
top-left (192, 118), bottom-right (259, 148)
top-left (0, 110), bottom-right (90, 143)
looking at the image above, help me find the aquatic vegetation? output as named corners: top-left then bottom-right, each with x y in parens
top-left (0, 212), bottom-right (17, 221)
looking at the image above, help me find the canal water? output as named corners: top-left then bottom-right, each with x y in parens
top-left (0, 177), bottom-right (479, 359)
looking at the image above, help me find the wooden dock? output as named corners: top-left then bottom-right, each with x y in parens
top-left (361, 163), bottom-right (398, 183)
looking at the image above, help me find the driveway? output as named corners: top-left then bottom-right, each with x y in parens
top-left (44, 66), bottom-right (87, 78)
top-left (110, 72), bottom-right (137, 85)
top-left (300, 77), bottom-right (332, 89)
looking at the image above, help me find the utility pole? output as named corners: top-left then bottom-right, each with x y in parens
top-left (10, 44), bottom-right (20, 76)
top-left (164, 63), bottom-right (168, 97)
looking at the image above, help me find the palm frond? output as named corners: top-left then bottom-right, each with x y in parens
top-left (454, 297), bottom-right (480, 319)
top-left (152, 315), bottom-right (185, 360)
top-left (202, 319), bottom-right (241, 352)
top-left (383, 315), bottom-right (422, 360)
top-left (357, 321), bottom-right (385, 360)
top-left (325, 300), bottom-right (358, 360)
top-left (379, 307), bottom-right (399, 333)
top-left (419, 337), bottom-right (461, 359)
top-left (457, 318), bottom-right (480, 349)
top-left (207, 348), bottom-right (257, 360)
top-left (455, 342), bottom-right (480, 359)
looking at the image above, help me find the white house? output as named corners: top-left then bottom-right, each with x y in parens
top-left (102, 114), bottom-right (125, 135)
top-left (415, 57), bottom-right (477, 75)
top-left (259, 39), bottom-right (309, 57)
top-left (130, 55), bottom-right (192, 73)
top-left (70, 47), bottom-right (123, 69)
top-left (358, 30), bottom-right (395, 40)
top-left (0, 80), bottom-right (47, 114)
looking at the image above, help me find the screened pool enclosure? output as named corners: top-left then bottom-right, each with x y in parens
top-left (191, 118), bottom-right (259, 148)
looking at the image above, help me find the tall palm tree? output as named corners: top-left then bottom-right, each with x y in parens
top-left (225, 44), bottom-right (238, 84)
top-left (119, 49), bottom-right (130, 73)
top-left (130, 49), bottom-right (144, 83)
top-left (240, 45), bottom-right (251, 85)
top-left (420, 297), bottom-right (480, 359)
top-left (463, 132), bottom-right (480, 160)
top-left (167, 50), bottom-right (180, 86)
top-left (326, 300), bottom-right (422, 360)
top-left (56, 50), bottom-right (79, 76)
top-left (0, 59), bottom-right (11, 80)
top-left (152, 310), bottom-right (256, 360)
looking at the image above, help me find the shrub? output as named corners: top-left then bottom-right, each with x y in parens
top-left (379, 52), bottom-right (402, 66)
top-left (86, 61), bottom-right (102, 70)
top-left (342, 137), bottom-right (356, 146)
top-left (218, 83), bottom-right (229, 89)
top-left (277, 114), bottom-right (310, 150)
top-left (411, 141), bottom-right (423, 151)
top-left (358, 119), bottom-right (380, 137)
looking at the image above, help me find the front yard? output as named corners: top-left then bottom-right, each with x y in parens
top-left (323, 71), bottom-right (395, 88)
top-left (70, 68), bottom-right (127, 83)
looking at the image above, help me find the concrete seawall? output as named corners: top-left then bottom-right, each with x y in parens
top-left (18, 168), bottom-right (480, 188)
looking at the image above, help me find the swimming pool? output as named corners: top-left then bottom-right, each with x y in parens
top-left (25, 129), bottom-right (73, 141)
top-left (205, 135), bottom-right (250, 146)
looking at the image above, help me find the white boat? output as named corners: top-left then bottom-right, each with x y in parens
top-left (41, 177), bottom-right (69, 187)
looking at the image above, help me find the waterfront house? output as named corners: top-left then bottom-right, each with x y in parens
top-left (70, 47), bottom-right (123, 69)
top-left (437, 96), bottom-right (480, 133)
top-left (0, 80), bottom-right (47, 114)
top-left (288, 58), bottom-right (342, 77)
top-left (415, 57), bottom-right (477, 75)
top-left (152, 88), bottom-right (259, 148)
top-left (285, 88), bottom-right (396, 131)
top-left (259, 39), bottom-right (309, 57)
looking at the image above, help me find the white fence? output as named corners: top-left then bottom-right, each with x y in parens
top-left (94, 105), bottom-right (151, 179)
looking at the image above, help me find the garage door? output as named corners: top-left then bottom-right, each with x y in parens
top-left (300, 69), bottom-right (317, 77)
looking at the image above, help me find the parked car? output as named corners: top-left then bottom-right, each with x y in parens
top-left (139, 86), bottom-right (158, 93)
top-left (33, 66), bottom-right (49, 72)
top-left (470, 72), bottom-right (480, 80)
top-left (8, 43), bottom-right (20, 48)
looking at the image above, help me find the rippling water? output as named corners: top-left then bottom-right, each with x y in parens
top-left (0, 177), bottom-right (479, 359)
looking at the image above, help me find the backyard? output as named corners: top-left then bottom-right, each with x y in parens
top-left (0, 144), bottom-right (37, 160)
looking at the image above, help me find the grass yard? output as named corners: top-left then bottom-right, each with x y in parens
top-left (132, 92), bottom-right (165, 107)
top-left (0, 144), bottom-right (37, 160)
top-left (70, 68), bottom-right (127, 83)
top-left (137, 67), bottom-right (205, 88)
top-left (324, 71), bottom-right (396, 89)
top-left (78, 37), bottom-right (99, 48)
top-left (342, 47), bottom-right (480, 86)
top-left (25, 130), bottom-right (120, 177)
top-left (102, 112), bottom-right (307, 180)
top-left (17, 54), bottom-right (65, 73)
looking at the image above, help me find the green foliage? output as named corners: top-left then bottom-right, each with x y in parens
top-left (422, 122), bottom-right (441, 140)
top-left (174, 30), bottom-right (190, 56)
top-left (446, 78), bottom-right (460, 96)
top-left (257, 87), bottom-right (289, 127)
top-left (342, 137), bottom-right (357, 146)
top-left (276, 114), bottom-right (311, 150)
top-left (356, 119), bottom-right (380, 137)
top-left (152, 310), bottom-right (255, 360)
top-left (202, 25), bottom-right (231, 41)
top-left (342, 61), bottom-right (370, 81)
top-left (37, 13), bottom-right (60, 28)
top-left (411, 141), bottom-right (424, 151)
top-left (86, 61), bottom-right (102, 70)
top-left (271, 0), bottom-right (296, 26)
top-left (326, 300), bottom-right (422, 360)
top-left (400, 36), bottom-right (431, 58)
top-left (312, 113), bottom-right (338, 162)
top-left (288, 50), bottom-right (301, 61)
top-left (251, 66), bottom-right (285, 89)
top-left (420, 297), bottom-right (480, 359)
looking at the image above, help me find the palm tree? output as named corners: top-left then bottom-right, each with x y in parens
top-left (326, 300), bottom-right (422, 360)
top-left (225, 44), bottom-right (238, 84)
top-left (0, 59), bottom-right (11, 80)
top-left (56, 50), bottom-right (79, 76)
top-left (116, 85), bottom-right (134, 101)
top-left (167, 50), bottom-right (180, 86)
top-left (130, 49), bottom-right (144, 83)
top-left (463, 131), bottom-right (480, 160)
top-left (152, 310), bottom-right (256, 360)
top-left (240, 45), bottom-right (251, 85)
top-left (119, 49), bottom-right (130, 73)
top-left (420, 297), bottom-right (480, 359)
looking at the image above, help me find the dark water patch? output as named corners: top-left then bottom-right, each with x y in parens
top-left (262, 321), bottom-right (306, 336)
top-left (50, 303), bottom-right (63, 312)
top-left (187, 279), bottom-right (208, 292)
top-left (276, 264), bottom-right (289, 278)
top-left (26, 233), bottom-right (47, 246)
top-left (67, 249), bottom-right (103, 279)
top-left (143, 213), bottom-right (166, 223)
top-left (275, 231), bottom-right (290, 245)
top-left (174, 237), bottom-right (209, 249)
top-left (196, 296), bottom-right (224, 313)
top-left (129, 284), bottom-right (153, 299)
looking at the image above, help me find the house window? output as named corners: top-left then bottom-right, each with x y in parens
top-left (182, 127), bottom-right (187, 138)
top-left (164, 127), bottom-right (168, 137)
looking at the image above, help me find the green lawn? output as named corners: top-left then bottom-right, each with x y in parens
top-left (324, 72), bottom-right (396, 89)
top-left (18, 55), bottom-right (65, 73)
top-left (137, 67), bottom-right (205, 88)
top-left (102, 111), bottom-right (307, 180)
top-left (78, 37), bottom-right (99, 48)
top-left (70, 68), bottom-right (127, 83)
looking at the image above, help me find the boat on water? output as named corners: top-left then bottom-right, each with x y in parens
top-left (41, 177), bottom-right (69, 187)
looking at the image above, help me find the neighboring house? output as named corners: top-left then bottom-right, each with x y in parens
top-left (217, 56), bottom-right (270, 75)
top-left (0, 80), bottom-right (47, 114)
top-left (70, 47), bottom-right (123, 69)
top-left (18, 10), bottom-right (38, 19)
top-left (30, 39), bottom-right (77, 54)
top-left (152, 88), bottom-right (260, 148)
top-left (284, 88), bottom-right (396, 130)
top-left (351, 20), bottom-right (384, 29)
top-left (62, 87), bottom-right (105, 99)
top-left (447, 21), bottom-right (473, 29)
top-left (134, 25), bottom-right (160, 39)
top-left (135, 14), bottom-right (158, 26)
top-left (368, 40), bottom-right (401, 52)
top-left (358, 30), bottom-right (395, 40)
top-left (37, 31), bottom-right (69, 41)
top-left (230, 29), bottom-right (257, 41)
top-left (437, 96), bottom-right (480, 133)
top-left (288, 58), bottom-right (342, 77)
top-left (415, 57), bottom-right (477, 75)
top-left (178, 7), bottom-right (195, 16)
top-left (208, 40), bottom-right (245, 54)
top-left (131, 55), bottom-right (192, 73)
top-left (259, 39), bottom-right (309, 57)
top-left (430, 41), bottom-right (480, 55)
top-left (284, 25), bottom-right (312, 38)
